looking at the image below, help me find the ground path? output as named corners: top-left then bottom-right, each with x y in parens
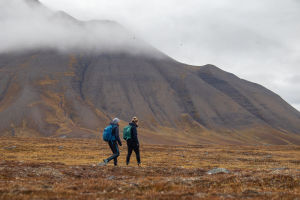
top-left (0, 137), bottom-right (299, 199)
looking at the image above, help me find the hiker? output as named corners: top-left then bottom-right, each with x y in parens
top-left (100, 118), bottom-right (122, 166)
top-left (123, 116), bottom-right (141, 166)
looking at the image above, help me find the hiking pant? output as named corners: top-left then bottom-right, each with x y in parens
top-left (105, 140), bottom-right (119, 166)
top-left (126, 141), bottom-right (140, 165)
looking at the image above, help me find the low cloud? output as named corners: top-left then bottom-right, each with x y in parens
top-left (0, 0), bottom-right (159, 56)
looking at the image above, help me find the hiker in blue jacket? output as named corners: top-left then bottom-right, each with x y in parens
top-left (100, 118), bottom-right (122, 166)
top-left (126, 116), bottom-right (141, 166)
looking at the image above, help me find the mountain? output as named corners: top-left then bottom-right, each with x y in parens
top-left (1, 0), bottom-right (300, 144)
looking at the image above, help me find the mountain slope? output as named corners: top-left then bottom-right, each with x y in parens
top-left (0, 0), bottom-right (300, 144)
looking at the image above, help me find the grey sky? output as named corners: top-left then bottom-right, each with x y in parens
top-left (4, 0), bottom-right (300, 111)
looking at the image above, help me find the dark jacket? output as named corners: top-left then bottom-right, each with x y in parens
top-left (110, 123), bottom-right (122, 146)
top-left (129, 122), bottom-right (139, 145)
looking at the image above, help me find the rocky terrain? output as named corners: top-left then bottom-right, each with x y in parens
top-left (0, 137), bottom-right (300, 199)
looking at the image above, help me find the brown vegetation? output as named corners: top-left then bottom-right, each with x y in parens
top-left (0, 137), bottom-right (299, 199)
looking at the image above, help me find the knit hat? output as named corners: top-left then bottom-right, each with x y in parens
top-left (112, 118), bottom-right (120, 124)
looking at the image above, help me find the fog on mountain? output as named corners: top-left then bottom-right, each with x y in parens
top-left (0, 0), bottom-right (160, 56)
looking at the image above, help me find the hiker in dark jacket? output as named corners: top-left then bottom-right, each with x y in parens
top-left (100, 118), bottom-right (122, 166)
top-left (126, 116), bottom-right (141, 166)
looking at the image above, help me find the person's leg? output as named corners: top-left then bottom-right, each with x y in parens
top-left (113, 142), bottom-right (119, 166)
top-left (126, 142), bottom-right (133, 165)
top-left (133, 145), bottom-right (141, 165)
top-left (106, 141), bottom-right (119, 164)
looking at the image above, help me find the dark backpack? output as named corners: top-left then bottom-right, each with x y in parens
top-left (123, 125), bottom-right (132, 140)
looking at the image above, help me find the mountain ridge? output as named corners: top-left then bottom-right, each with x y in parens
top-left (0, 0), bottom-right (300, 145)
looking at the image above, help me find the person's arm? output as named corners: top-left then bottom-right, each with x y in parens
top-left (131, 126), bottom-right (139, 145)
top-left (115, 126), bottom-right (122, 146)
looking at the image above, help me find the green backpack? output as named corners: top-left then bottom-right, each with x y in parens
top-left (123, 125), bottom-right (132, 140)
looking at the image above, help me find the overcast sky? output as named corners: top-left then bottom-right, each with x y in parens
top-left (5, 0), bottom-right (300, 111)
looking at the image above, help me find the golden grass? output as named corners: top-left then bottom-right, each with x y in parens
top-left (0, 137), bottom-right (299, 199)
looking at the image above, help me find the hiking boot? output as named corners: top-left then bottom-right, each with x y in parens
top-left (138, 163), bottom-right (141, 167)
top-left (98, 159), bottom-right (108, 166)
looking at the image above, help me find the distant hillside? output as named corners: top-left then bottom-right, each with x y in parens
top-left (0, 0), bottom-right (300, 144)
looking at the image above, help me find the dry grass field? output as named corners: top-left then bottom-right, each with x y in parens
top-left (0, 137), bottom-right (300, 199)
